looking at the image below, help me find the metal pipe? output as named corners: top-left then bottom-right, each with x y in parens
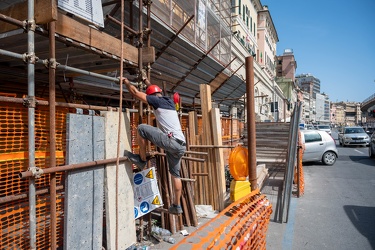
top-left (0, 12), bottom-right (137, 71)
top-left (27, 0), bottom-right (37, 248)
top-left (0, 48), bottom-right (24, 60)
top-left (230, 114), bottom-right (233, 146)
top-left (173, 40), bottom-right (221, 92)
top-left (115, 1), bottom-right (125, 248)
top-left (106, 14), bottom-right (139, 36)
top-left (0, 185), bottom-right (64, 204)
top-left (155, 153), bottom-right (206, 163)
top-left (217, 63), bottom-right (245, 104)
top-left (48, 21), bottom-right (57, 249)
top-left (129, 0), bottom-right (134, 44)
top-left (0, 96), bottom-right (138, 113)
top-left (0, 49), bottom-right (141, 86)
top-left (284, 101), bottom-right (301, 222)
top-left (155, 15), bottom-right (195, 61)
top-left (184, 151), bottom-right (208, 155)
top-left (246, 56), bottom-right (257, 191)
top-left (19, 157), bottom-right (129, 179)
top-left (188, 145), bottom-right (237, 148)
top-left (0, 13), bottom-right (25, 27)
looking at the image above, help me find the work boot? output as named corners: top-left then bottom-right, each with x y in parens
top-left (168, 204), bottom-right (183, 215)
top-left (124, 150), bottom-right (147, 171)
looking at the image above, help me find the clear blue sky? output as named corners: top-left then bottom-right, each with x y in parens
top-left (263, 0), bottom-right (375, 103)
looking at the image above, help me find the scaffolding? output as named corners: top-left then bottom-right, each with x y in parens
top-left (0, 0), bottom-right (259, 249)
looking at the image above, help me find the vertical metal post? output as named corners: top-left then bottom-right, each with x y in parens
top-left (27, 0), bottom-right (37, 249)
top-left (138, 0), bottom-right (144, 124)
top-left (115, 1), bottom-right (125, 249)
top-left (230, 114), bottom-right (233, 146)
top-left (48, 21), bottom-right (57, 249)
top-left (246, 56), bottom-right (257, 191)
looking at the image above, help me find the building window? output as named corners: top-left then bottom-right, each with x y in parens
top-left (253, 23), bottom-right (256, 36)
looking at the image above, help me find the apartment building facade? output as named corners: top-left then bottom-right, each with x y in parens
top-left (331, 101), bottom-right (362, 126)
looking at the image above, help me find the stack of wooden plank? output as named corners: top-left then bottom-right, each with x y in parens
top-left (186, 85), bottom-right (227, 212)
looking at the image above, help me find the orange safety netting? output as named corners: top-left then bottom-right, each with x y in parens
top-left (0, 101), bottom-right (68, 249)
top-left (171, 189), bottom-right (272, 250)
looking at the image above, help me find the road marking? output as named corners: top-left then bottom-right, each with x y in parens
top-left (282, 198), bottom-right (297, 250)
top-left (354, 149), bottom-right (365, 154)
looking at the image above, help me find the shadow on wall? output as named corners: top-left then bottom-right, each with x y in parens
top-left (343, 205), bottom-right (375, 249)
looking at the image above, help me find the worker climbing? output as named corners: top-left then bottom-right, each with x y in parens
top-left (122, 70), bottom-right (186, 215)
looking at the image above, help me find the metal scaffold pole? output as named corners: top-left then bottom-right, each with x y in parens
top-left (26, 0), bottom-right (37, 248)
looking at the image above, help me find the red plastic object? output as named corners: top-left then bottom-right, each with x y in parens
top-left (146, 85), bottom-right (162, 95)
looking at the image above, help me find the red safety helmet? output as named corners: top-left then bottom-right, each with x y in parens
top-left (146, 85), bottom-right (162, 95)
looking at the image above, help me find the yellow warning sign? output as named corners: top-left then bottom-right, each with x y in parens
top-left (145, 168), bottom-right (154, 179)
top-left (152, 195), bottom-right (161, 205)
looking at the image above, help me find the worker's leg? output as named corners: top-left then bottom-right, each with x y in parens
top-left (171, 175), bottom-right (182, 206)
top-left (137, 130), bottom-right (147, 162)
top-left (130, 124), bottom-right (163, 165)
top-left (166, 150), bottom-right (185, 214)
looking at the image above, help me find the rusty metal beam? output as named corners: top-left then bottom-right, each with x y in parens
top-left (171, 40), bottom-right (220, 92)
top-left (0, 13), bottom-right (25, 28)
top-left (19, 157), bottom-right (129, 179)
top-left (155, 15), bottom-right (195, 61)
top-left (212, 97), bottom-right (244, 102)
top-left (216, 63), bottom-right (244, 104)
top-left (48, 20), bottom-right (57, 250)
top-left (246, 56), bottom-right (257, 191)
top-left (206, 56), bottom-right (237, 95)
top-left (0, 95), bottom-right (134, 112)
top-left (106, 14), bottom-right (139, 36)
top-left (0, 185), bottom-right (64, 204)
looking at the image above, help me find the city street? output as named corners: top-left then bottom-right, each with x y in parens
top-left (266, 130), bottom-right (375, 249)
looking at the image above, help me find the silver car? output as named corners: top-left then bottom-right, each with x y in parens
top-left (301, 130), bottom-right (338, 165)
top-left (316, 125), bottom-right (332, 135)
top-left (339, 126), bottom-right (370, 147)
top-left (369, 132), bottom-right (375, 158)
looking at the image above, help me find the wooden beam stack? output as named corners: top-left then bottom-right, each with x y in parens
top-left (186, 84), bottom-right (226, 211)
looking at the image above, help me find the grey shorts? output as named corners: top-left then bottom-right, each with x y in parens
top-left (138, 124), bottom-right (186, 178)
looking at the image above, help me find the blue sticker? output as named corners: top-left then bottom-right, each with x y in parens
top-left (133, 173), bottom-right (144, 185)
top-left (134, 207), bottom-right (138, 218)
top-left (140, 201), bottom-right (150, 214)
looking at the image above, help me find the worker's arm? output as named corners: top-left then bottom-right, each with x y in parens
top-left (123, 78), bottom-right (148, 103)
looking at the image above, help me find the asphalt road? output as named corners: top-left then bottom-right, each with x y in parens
top-left (266, 130), bottom-right (375, 250)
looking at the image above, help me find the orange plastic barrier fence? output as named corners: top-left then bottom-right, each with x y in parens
top-left (171, 189), bottom-right (272, 250)
top-left (0, 101), bottom-right (68, 249)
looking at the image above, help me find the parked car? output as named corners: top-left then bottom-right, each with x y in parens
top-left (364, 127), bottom-right (375, 136)
top-left (299, 124), bottom-right (316, 130)
top-left (301, 130), bottom-right (338, 165)
top-left (316, 125), bottom-right (332, 135)
top-left (338, 126), bottom-right (370, 147)
top-left (369, 132), bottom-right (375, 158)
